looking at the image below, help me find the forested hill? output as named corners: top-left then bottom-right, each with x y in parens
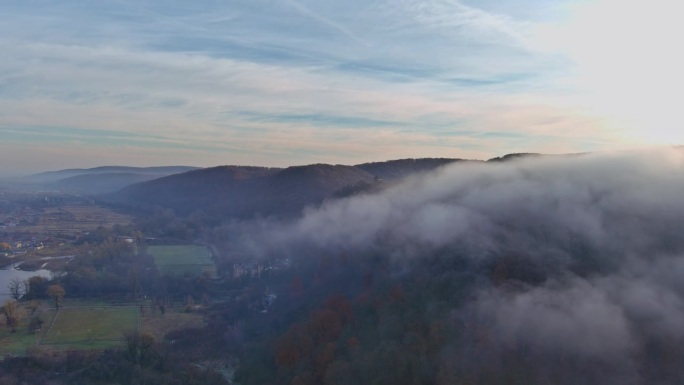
top-left (108, 159), bottom-right (466, 219)
top-left (110, 164), bottom-right (373, 218)
top-left (110, 165), bottom-right (279, 216)
top-left (356, 158), bottom-right (474, 179)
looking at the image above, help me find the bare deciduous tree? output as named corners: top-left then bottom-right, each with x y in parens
top-left (8, 278), bottom-right (22, 301)
top-left (27, 300), bottom-right (40, 315)
top-left (28, 315), bottom-right (44, 334)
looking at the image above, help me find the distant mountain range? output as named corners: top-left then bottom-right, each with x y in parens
top-left (28, 166), bottom-right (199, 182)
top-left (19, 166), bottom-right (200, 194)
top-left (14, 154), bottom-right (549, 219)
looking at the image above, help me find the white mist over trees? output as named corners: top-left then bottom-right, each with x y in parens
top-left (231, 148), bottom-right (684, 384)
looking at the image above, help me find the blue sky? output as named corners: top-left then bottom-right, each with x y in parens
top-left (1, 0), bottom-right (681, 174)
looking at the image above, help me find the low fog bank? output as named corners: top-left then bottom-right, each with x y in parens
top-left (268, 149), bottom-right (684, 261)
top-left (228, 148), bottom-right (684, 384)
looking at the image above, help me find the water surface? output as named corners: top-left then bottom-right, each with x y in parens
top-left (0, 262), bottom-right (51, 303)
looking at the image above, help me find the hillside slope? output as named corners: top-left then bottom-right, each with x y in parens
top-left (356, 158), bottom-right (471, 179)
top-left (111, 155), bottom-right (565, 220)
top-left (111, 164), bottom-right (381, 219)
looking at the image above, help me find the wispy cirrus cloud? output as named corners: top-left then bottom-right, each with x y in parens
top-left (0, 0), bottom-right (672, 173)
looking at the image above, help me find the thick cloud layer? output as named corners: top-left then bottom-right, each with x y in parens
top-left (278, 149), bottom-right (684, 259)
top-left (233, 148), bottom-right (684, 383)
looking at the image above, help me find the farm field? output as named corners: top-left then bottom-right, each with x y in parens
top-left (148, 245), bottom-right (215, 276)
top-left (0, 301), bottom-right (206, 355)
top-left (42, 307), bottom-right (138, 349)
top-left (0, 319), bottom-right (50, 355)
top-left (140, 309), bottom-right (205, 341)
top-left (2, 205), bottom-right (132, 237)
top-left (0, 301), bottom-right (56, 355)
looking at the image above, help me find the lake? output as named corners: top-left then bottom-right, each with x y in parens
top-left (0, 262), bottom-right (51, 303)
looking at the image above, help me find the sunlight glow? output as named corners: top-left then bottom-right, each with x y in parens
top-left (532, 0), bottom-right (683, 145)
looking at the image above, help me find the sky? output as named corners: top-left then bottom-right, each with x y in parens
top-left (1, 0), bottom-right (682, 174)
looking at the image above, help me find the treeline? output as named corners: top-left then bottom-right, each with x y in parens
top-left (135, 208), bottom-right (218, 242)
top-left (228, 251), bottom-right (476, 385)
top-left (58, 225), bottom-right (154, 299)
top-left (223, 246), bottom-right (684, 385)
top-left (59, 223), bottom-right (214, 301)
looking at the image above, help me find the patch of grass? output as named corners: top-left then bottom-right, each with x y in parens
top-left (58, 299), bottom-right (117, 308)
top-left (148, 245), bottom-right (213, 265)
top-left (1, 300), bottom-right (212, 355)
top-left (0, 327), bottom-right (44, 355)
top-left (158, 264), bottom-right (215, 276)
top-left (0, 305), bottom-right (56, 355)
top-left (43, 338), bottom-right (129, 351)
top-left (43, 307), bottom-right (138, 346)
top-left (148, 245), bottom-right (215, 276)
top-left (58, 298), bottom-right (146, 308)
top-left (141, 310), bottom-right (205, 341)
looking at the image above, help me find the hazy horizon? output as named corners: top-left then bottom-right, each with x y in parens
top-left (1, 146), bottom-right (682, 180)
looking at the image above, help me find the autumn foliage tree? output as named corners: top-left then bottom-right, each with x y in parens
top-left (274, 295), bottom-right (354, 383)
top-left (124, 331), bottom-right (155, 365)
top-left (47, 284), bottom-right (65, 309)
top-left (1, 300), bottom-right (22, 333)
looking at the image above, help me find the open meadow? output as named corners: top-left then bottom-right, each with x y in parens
top-left (0, 317), bottom-right (50, 355)
top-left (41, 306), bottom-right (139, 350)
top-left (0, 301), bottom-right (56, 355)
top-left (0, 300), bottom-right (206, 355)
top-left (148, 245), bottom-right (215, 277)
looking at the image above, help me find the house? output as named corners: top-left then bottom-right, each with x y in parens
top-left (233, 262), bottom-right (265, 279)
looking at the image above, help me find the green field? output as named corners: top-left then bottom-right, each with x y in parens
top-left (0, 301), bottom-right (204, 355)
top-left (0, 304), bottom-right (56, 355)
top-left (43, 307), bottom-right (138, 347)
top-left (148, 245), bottom-right (215, 276)
top-left (0, 325), bottom-right (47, 355)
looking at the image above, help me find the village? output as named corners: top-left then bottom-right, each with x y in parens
top-left (0, 190), bottom-right (131, 262)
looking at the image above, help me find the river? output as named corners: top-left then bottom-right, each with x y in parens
top-left (0, 262), bottom-right (51, 303)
